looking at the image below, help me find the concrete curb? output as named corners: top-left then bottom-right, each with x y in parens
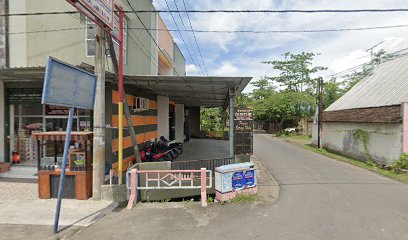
top-left (251, 155), bottom-right (280, 203)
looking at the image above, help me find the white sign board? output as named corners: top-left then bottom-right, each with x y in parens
top-left (69, 0), bottom-right (114, 30)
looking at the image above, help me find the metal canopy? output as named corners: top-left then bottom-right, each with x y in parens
top-left (119, 75), bottom-right (252, 107)
top-left (0, 65), bottom-right (252, 107)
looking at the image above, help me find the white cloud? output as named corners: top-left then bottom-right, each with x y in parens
top-left (186, 64), bottom-right (200, 75)
top-left (153, 0), bottom-right (408, 91)
top-left (213, 63), bottom-right (239, 75)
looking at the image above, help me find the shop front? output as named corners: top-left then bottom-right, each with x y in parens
top-left (5, 87), bottom-right (91, 166)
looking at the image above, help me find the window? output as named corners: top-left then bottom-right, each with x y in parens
top-left (133, 97), bottom-right (149, 112)
top-left (85, 13), bottom-right (127, 63)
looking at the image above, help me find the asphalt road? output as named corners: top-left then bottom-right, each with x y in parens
top-left (70, 133), bottom-right (408, 240)
top-left (253, 133), bottom-right (408, 240)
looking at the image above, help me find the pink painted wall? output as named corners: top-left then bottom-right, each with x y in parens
top-left (401, 102), bottom-right (408, 153)
top-left (158, 16), bottom-right (174, 58)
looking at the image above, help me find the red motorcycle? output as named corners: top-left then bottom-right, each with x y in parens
top-left (140, 139), bottom-right (174, 162)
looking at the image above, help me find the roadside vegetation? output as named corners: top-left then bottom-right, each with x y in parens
top-left (278, 133), bottom-right (408, 184)
top-left (200, 50), bottom-right (398, 133)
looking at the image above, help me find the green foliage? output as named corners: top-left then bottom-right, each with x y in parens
top-left (303, 144), bottom-right (408, 183)
top-left (231, 194), bottom-right (259, 203)
top-left (323, 78), bottom-right (344, 109)
top-left (263, 52), bottom-right (327, 95)
top-left (276, 129), bottom-right (294, 137)
top-left (235, 93), bottom-right (253, 108)
top-left (254, 91), bottom-right (316, 124)
top-left (352, 129), bottom-right (372, 161)
top-left (392, 154), bottom-right (408, 171)
top-left (207, 195), bottom-right (214, 203)
top-left (343, 49), bottom-right (396, 92)
top-left (250, 76), bottom-right (275, 100)
top-left (200, 107), bottom-right (224, 132)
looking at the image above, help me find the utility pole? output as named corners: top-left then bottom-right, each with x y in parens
top-left (317, 77), bottom-right (323, 149)
top-left (92, 27), bottom-right (106, 200)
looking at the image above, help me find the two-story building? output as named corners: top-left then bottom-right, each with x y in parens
top-left (0, 0), bottom-right (251, 199)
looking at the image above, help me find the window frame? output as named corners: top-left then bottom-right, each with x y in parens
top-left (85, 14), bottom-right (127, 64)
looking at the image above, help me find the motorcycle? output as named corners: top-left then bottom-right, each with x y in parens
top-left (140, 139), bottom-right (174, 162)
top-left (159, 136), bottom-right (183, 155)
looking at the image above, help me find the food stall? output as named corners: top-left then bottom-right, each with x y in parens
top-left (33, 131), bottom-right (93, 200)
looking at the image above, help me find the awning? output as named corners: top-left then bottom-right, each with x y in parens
top-left (117, 75), bottom-right (251, 108)
top-left (32, 131), bottom-right (93, 141)
top-left (0, 64), bottom-right (252, 108)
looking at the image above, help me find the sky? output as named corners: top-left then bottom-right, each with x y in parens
top-left (152, 0), bottom-right (408, 92)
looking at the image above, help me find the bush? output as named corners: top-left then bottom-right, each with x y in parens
top-left (276, 129), bottom-right (294, 137)
top-left (393, 154), bottom-right (408, 170)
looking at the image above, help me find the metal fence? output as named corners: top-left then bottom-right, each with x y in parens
top-left (171, 157), bottom-right (235, 174)
top-left (127, 168), bottom-right (211, 209)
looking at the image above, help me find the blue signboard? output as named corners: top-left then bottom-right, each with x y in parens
top-left (42, 57), bottom-right (97, 109)
top-left (231, 170), bottom-right (256, 191)
top-left (244, 170), bottom-right (256, 188)
top-left (232, 171), bottom-right (244, 190)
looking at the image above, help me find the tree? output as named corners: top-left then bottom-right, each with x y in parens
top-left (235, 93), bottom-right (253, 108)
top-left (200, 107), bottom-right (224, 132)
top-left (323, 78), bottom-right (344, 109)
top-left (343, 49), bottom-right (396, 91)
top-left (263, 52), bottom-right (327, 95)
top-left (253, 91), bottom-right (316, 126)
top-left (250, 77), bottom-right (275, 100)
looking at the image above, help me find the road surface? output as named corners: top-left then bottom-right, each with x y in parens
top-left (71, 133), bottom-right (408, 240)
top-left (253, 133), bottom-right (408, 239)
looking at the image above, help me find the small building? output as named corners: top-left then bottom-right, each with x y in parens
top-left (0, 0), bottom-right (251, 200)
top-left (313, 55), bottom-right (408, 166)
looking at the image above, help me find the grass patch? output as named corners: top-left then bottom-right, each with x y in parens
top-left (230, 194), bottom-right (259, 203)
top-left (303, 144), bottom-right (408, 184)
top-left (287, 134), bottom-right (312, 140)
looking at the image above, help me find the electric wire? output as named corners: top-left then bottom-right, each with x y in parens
top-left (3, 23), bottom-right (408, 36)
top-left (173, 0), bottom-right (206, 75)
top-left (163, 0), bottom-right (203, 76)
top-left (181, 0), bottom-right (209, 75)
top-left (124, 0), bottom-right (188, 80)
top-left (3, 8), bottom-right (408, 17)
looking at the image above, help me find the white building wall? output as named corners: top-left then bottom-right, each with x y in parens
top-left (175, 104), bottom-right (184, 143)
top-left (157, 95), bottom-right (169, 139)
top-left (0, 81), bottom-right (4, 162)
top-left (9, 0), bottom-right (27, 67)
top-left (313, 122), bottom-right (402, 165)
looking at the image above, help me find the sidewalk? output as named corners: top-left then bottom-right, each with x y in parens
top-left (0, 174), bottom-right (118, 240)
top-left (69, 155), bottom-right (280, 239)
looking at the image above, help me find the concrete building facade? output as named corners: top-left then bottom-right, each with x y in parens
top-left (0, 0), bottom-right (187, 167)
top-left (313, 55), bottom-right (408, 166)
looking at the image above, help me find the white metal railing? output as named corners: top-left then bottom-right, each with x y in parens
top-left (127, 168), bottom-right (212, 209)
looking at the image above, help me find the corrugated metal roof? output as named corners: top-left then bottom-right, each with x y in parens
top-left (326, 55), bottom-right (408, 111)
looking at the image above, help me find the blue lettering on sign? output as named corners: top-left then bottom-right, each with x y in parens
top-left (232, 171), bottom-right (244, 190)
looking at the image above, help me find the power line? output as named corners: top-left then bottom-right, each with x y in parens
top-left (3, 8), bottom-right (408, 17)
top-left (182, 0), bottom-right (209, 75)
top-left (4, 23), bottom-right (408, 36)
top-left (324, 47), bottom-right (408, 78)
top-left (124, 0), bottom-right (185, 78)
top-left (132, 24), bottom-right (408, 33)
top-left (173, 0), bottom-right (206, 75)
top-left (163, 0), bottom-right (203, 76)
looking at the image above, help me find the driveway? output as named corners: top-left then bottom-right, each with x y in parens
top-left (71, 133), bottom-right (408, 240)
